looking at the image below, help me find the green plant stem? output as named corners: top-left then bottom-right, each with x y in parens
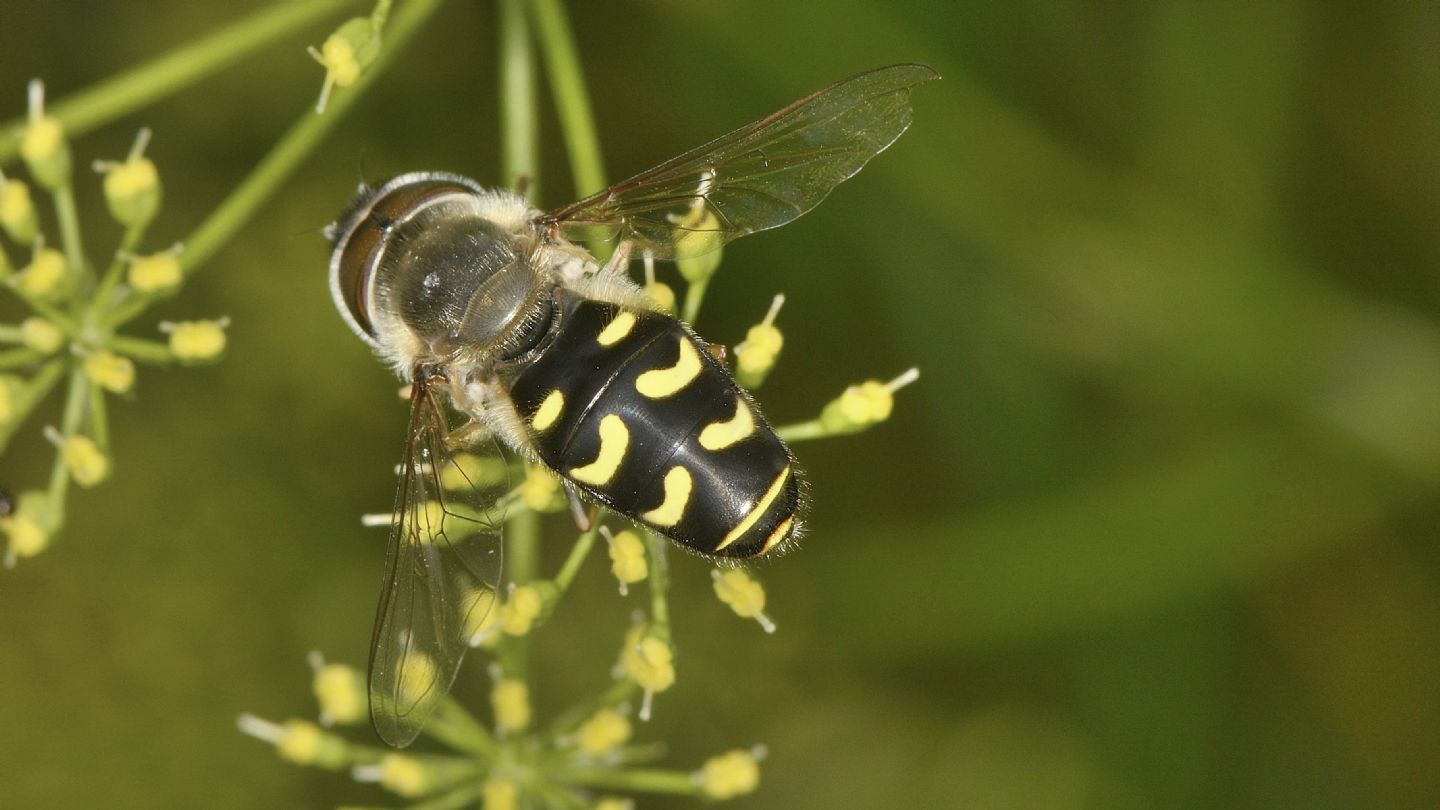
top-left (643, 530), bottom-right (671, 638)
top-left (106, 335), bottom-right (174, 364)
top-left (0, 324), bottom-right (21, 342)
top-left (423, 697), bottom-right (499, 758)
top-left (0, 359), bottom-right (64, 455)
top-left (93, 220), bottom-right (150, 315)
top-left (50, 185), bottom-right (88, 283)
top-left (164, 0), bottom-right (447, 286)
top-left (88, 383), bottom-right (109, 451)
top-left (555, 766), bottom-right (699, 795)
top-left (504, 506), bottom-right (540, 679)
top-left (775, 419), bottom-right (828, 442)
top-left (498, 0), bottom-right (539, 201)
top-left (681, 277), bottom-right (709, 325)
top-left (46, 368), bottom-right (90, 512)
top-left (554, 524), bottom-right (598, 593)
top-left (407, 784), bottom-right (487, 810)
top-left (529, 0), bottom-right (606, 200)
top-left (0, 348), bottom-right (41, 369)
top-left (0, 0), bottom-right (360, 164)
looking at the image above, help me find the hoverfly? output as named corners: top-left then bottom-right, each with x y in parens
top-left (327, 63), bottom-right (936, 746)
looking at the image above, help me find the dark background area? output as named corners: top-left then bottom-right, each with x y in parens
top-left (1, 1), bottom-right (1438, 807)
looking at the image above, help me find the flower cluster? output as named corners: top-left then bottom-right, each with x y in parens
top-left (0, 81), bottom-right (228, 566)
top-left (241, 507), bottom-right (771, 808)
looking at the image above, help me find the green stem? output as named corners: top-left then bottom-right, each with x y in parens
top-left (0, 0), bottom-right (360, 164)
top-left (422, 697), bottom-right (499, 758)
top-left (498, 0), bottom-right (539, 201)
top-left (406, 784), bottom-right (487, 810)
top-left (775, 419), bottom-right (828, 443)
top-left (681, 276), bottom-right (709, 325)
top-left (0, 347), bottom-right (42, 369)
top-left (166, 0), bottom-right (448, 285)
top-left (529, 0), bottom-right (606, 199)
top-left (643, 530), bottom-right (671, 638)
top-left (50, 185), bottom-right (88, 284)
top-left (88, 383), bottom-right (109, 451)
top-left (46, 368), bottom-right (90, 512)
top-left (92, 220), bottom-right (150, 316)
top-left (503, 506), bottom-right (540, 679)
top-left (554, 766), bottom-right (699, 795)
top-left (553, 524), bottom-right (598, 593)
top-left (0, 324), bottom-right (21, 342)
top-left (106, 335), bottom-right (174, 364)
top-left (0, 359), bottom-right (64, 455)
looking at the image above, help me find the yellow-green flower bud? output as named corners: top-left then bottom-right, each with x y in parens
top-left (501, 582), bottom-right (544, 634)
top-left (520, 463), bottom-right (564, 512)
top-left (310, 18), bottom-right (382, 113)
top-left (819, 368), bottom-right (919, 435)
top-left (84, 350), bottom-right (136, 394)
top-left (61, 434), bottom-right (110, 488)
top-left (620, 624), bottom-right (675, 696)
top-left (712, 569), bottom-right (776, 633)
top-left (605, 528), bottom-right (648, 594)
top-left (21, 119), bottom-right (70, 191)
top-left (674, 205), bottom-right (724, 283)
top-left (696, 749), bottom-right (762, 800)
top-left (1, 491), bottom-right (56, 563)
top-left (101, 152), bottom-right (161, 228)
top-left (0, 178), bottom-right (39, 245)
top-left (165, 319), bottom-right (228, 363)
top-left (377, 753), bottom-right (430, 797)
top-left (127, 250), bottom-right (183, 294)
top-left (644, 281), bottom-right (676, 314)
top-left (483, 777), bottom-right (519, 810)
top-left (735, 294), bottom-right (785, 388)
top-left (19, 317), bottom-right (64, 354)
top-left (576, 707), bottom-right (632, 757)
top-left (15, 248), bottom-right (70, 301)
top-left (277, 719), bottom-right (350, 768)
top-left (311, 657), bottom-right (366, 726)
top-left (491, 677), bottom-right (530, 733)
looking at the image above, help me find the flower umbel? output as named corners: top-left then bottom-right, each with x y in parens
top-left (0, 80), bottom-right (227, 567)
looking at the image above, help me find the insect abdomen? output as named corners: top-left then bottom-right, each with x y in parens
top-left (508, 295), bottom-right (800, 557)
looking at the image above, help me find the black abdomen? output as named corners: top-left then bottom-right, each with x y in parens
top-left (508, 295), bottom-right (799, 557)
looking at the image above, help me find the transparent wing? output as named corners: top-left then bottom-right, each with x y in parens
top-left (368, 379), bottom-right (506, 747)
top-left (540, 63), bottom-right (938, 258)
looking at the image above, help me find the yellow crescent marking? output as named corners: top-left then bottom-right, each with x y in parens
top-left (635, 337), bottom-right (703, 398)
top-left (715, 465), bottom-right (791, 552)
top-left (699, 397), bottom-right (755, 450)
top-left (760, 516), bottom-right (795, 555)
top-left (531, 389), bottom-right (564, 432)
top-left (569, 414), bottom-right (629, 486)
top-left (596, 311), bottom-right (637, 347)
top-left (641, 466), bottom-right (693, 527)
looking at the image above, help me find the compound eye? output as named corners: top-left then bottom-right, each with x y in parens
top-left (329, 218), bottom-right (383, 343)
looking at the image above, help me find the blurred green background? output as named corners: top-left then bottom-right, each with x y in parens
top-left (3, 1), bottom-right (1438, 807)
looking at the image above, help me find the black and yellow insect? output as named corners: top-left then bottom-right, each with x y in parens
top-left (326, 64), bottom-right (935, 746)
